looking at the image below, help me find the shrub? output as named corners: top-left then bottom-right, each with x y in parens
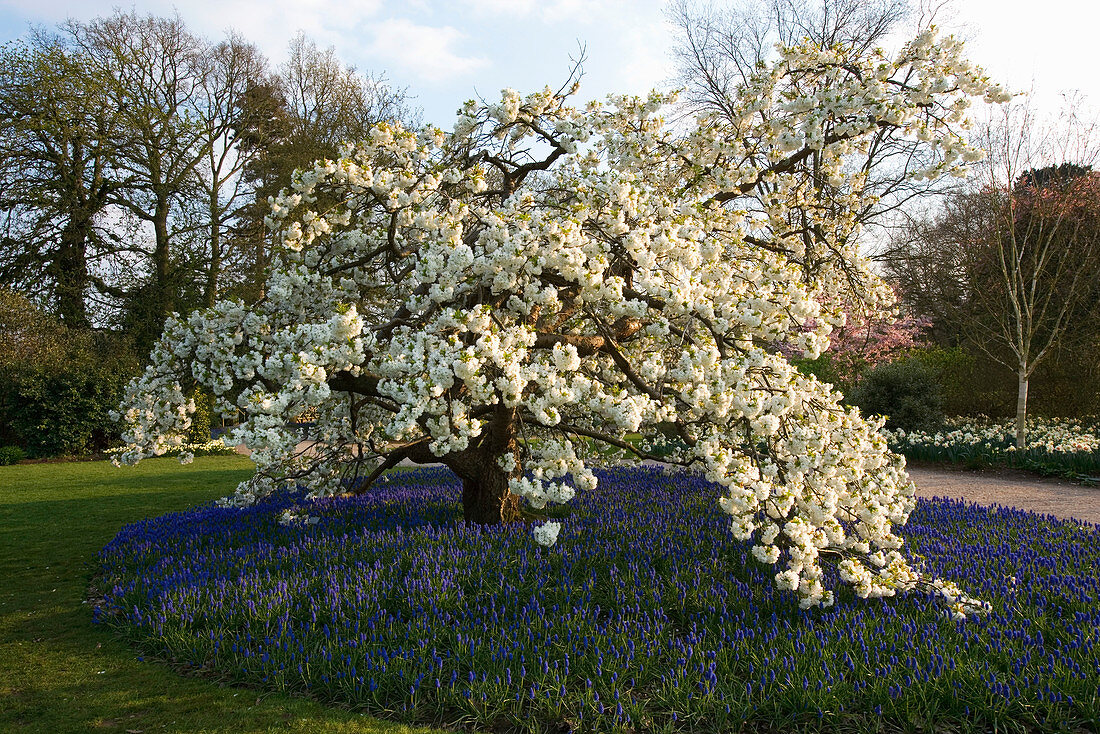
top-left (791, 352), bottom-right (848, 392)
top-left (1027, 340), bottom-right (1100, 418)
top-left (906, 346), bottom-right (1008, 418)
top-left (0, 290), bottom-right (139, 457)
top-left (0, 346), bottom-right (137, 457)
top-left (894, 344), bottom-right (1100, 420)
top-left (0, 445), bottom-right (25, 465)
top-left (849, 357), bottom-right (943, 431)
top-left (187, 388), bottom-right (214, 443)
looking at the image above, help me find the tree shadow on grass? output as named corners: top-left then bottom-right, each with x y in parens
top-left (0, 460), bottom-right (433, 733)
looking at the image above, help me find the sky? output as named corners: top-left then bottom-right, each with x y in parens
top-left (0, 0), bottom-right (1096, 127)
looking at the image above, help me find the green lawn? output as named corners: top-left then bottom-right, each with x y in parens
top-left (0, 456), bottom-right (438, 734)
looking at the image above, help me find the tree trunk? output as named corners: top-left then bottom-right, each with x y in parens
top-left (53, 217), bottom-right (90, 329)
top-left (448, 405), bottom-right (523, 525)
top-left (146, 193), bottom-right (180, 350)
top-left (460, 462), bottom-right (522, 525)
top-left (205, 187), bottom-right (221, 307)
top-left (1015, 368), bottom-right (1029, 449)
top-left (152, 195), bottom-right (173, 320)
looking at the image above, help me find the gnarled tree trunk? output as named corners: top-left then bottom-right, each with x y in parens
top-left (459, 461), bottom-right (522, 525)
top-left (329, 371), bottom-right (526, 524)
top-left (448, 405), bottom-right (522, 525)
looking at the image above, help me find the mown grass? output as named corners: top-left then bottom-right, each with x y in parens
top-left (0, 456), bottom-right (436, 733)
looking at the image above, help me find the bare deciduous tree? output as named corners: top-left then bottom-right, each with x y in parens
top-left (195, 34), bottom-right (268, 306)
top-left (68, 11), bottom-right (220, 347)
top-left (887, 100), bottom-right (1100, 446)
top-left (231, 34), bottom-right (414, 301)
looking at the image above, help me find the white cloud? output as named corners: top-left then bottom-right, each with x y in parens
top-left (367, 18), bottom-right (488, 84)
top-left (614, 20), bottom-right (675, 93)
top-left (0, 0), bottom-right (384, 62)
top-left (460, 0), bottom-right (537, 15)
top-left (460, 0), bottom-right (639, 23)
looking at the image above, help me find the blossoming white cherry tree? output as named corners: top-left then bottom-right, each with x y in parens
top-left (116, 30), bottom-right (1006, 614)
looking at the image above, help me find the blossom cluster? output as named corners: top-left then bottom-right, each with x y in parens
top-left (114, 28), bottom-right (1007, 607)
top-left (783, 288), bottom-right (930, 389)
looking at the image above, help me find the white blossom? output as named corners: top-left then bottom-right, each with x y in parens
top-left (114, 29), bottom-right (1005, 613)
top-left (533, 521), bottom-right (562, 547)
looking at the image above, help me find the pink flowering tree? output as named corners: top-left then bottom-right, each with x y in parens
top-left (115, 31), bottom-right (1005, 614)
top-left (793, 291), bottom-right (929, 391)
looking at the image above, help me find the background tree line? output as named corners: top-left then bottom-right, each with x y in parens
top-left (870, 100), bottom-right (1100, 442)
top-left (794, 142), bottom-right (1100, 440)
top-left (0, 10), bottom-right (413, 456)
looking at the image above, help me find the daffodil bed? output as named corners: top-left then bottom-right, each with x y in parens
top-left (105, 440), bottom-right (239, 462)
top-left (95, 467), bottom-right (1099, 732)
top-left (885, 417), bottom-right (1100, 480)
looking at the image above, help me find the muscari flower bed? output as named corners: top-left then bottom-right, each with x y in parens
top-left (95, 467), bottom-right (1100, 732)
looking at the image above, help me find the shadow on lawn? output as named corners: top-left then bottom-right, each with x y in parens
top-left (0, 459), bottom-right (428, 733)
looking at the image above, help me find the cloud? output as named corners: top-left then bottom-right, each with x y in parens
top-left (367, 18), bottom-right (489, 84)
top-left (459, 0), bottom-right (536, 15)
top-left (614, 20), bottom-right (675, 93)
top-left (0, 0), bottom-right (384, 61)
top-left (460, 0), bottom-right (636, 23)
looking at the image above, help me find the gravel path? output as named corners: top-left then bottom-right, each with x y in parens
top-left (907, 464), bottom-right (1099, 526)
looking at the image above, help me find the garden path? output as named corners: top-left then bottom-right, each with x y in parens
top-left (907, 464), bottom-right (1099, 526)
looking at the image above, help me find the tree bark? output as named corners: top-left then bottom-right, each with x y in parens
top-left (53, 216), bottom-right (91, 329)
top-left (447, 405), bottom-right (522, 525)
top-left (328, 372), bottom-right (526, 525)
top-left (152, 193), bottom-right (174, 320)
top-left (205, 185), bottom-right (221, 307)
top-left (460, 462), bottom-right (522, 525)
top-left (1016, 368), bottom-right (1029, 449)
